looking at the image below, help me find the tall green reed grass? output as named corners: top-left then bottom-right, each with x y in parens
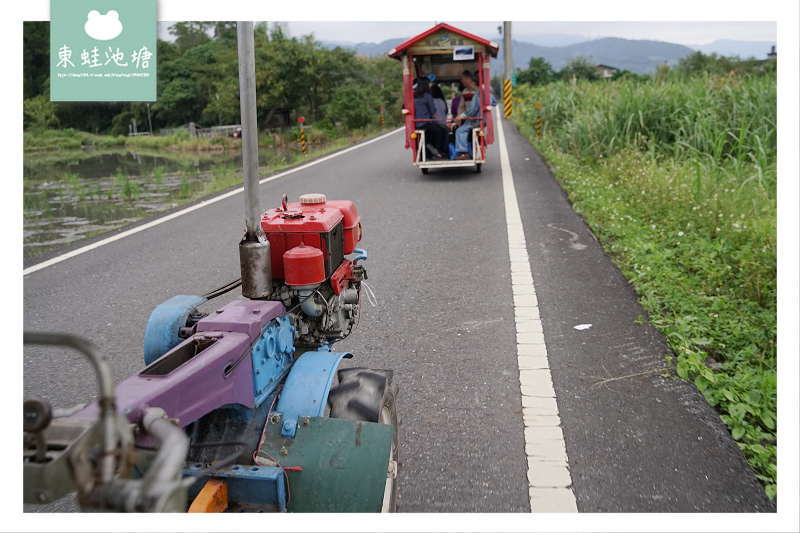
top-left (525, 74), bottom-right (775, 178)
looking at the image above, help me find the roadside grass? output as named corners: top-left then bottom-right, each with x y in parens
top-left (514, 73), bottom-right (777, 499)
top-left (23, 129), bottom-right (229, 152)
top-left (24, 122), bottom-right (366, 154)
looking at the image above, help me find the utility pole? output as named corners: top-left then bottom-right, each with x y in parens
top-left (503, 21), bottom-right (513, 118)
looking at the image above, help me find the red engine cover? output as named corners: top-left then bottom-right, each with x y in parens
top-left (324, 199), bottom-right (361, 255)
top-left (261, 195), bottom-right (362, 280)
top-left (283, 245), bottom-right (325, 287)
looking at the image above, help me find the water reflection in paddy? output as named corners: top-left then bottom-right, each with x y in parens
top-left (23, 145), bottom-right (307, 260)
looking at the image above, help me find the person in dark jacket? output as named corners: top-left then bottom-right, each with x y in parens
top-left (413, 77), bottom-right (448, 159)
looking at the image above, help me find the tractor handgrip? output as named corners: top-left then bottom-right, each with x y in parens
top-left (24, 332), bottom-right (117, 483)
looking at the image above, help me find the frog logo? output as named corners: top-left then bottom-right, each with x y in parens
top-left (84, 10), bottom-right (123, 41)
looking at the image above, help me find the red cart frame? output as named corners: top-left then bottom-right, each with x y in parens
top-left (388, 23), bottom-right (499, 174)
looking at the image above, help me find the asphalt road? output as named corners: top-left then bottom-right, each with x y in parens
top-left (22, 119), bottom-right (774, 515)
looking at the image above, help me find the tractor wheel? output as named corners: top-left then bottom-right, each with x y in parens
top-left (328, 368), bottom-right (399, 512)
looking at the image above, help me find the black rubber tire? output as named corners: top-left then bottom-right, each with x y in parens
top-left (328, 367), bottom-right (399, 512)
top-left (421, 167), bottom-right (429, 175)
top-left (476, 163), bottom-right (482, 173)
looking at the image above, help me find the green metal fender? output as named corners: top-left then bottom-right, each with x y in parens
top-left (258, 414), bottom-right (393, 512)
top-left (261, 348), bottom-right (393, 512)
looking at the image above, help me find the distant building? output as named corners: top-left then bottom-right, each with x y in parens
top-left (754, 46), bottom-right (776, 69)
top-left (595, 64), bottom-right (617, 78)
top-left (767, 45), bottom-right (776, 60)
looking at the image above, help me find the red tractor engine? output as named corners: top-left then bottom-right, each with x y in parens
top-left (261, 194), bottom-right (366, 346)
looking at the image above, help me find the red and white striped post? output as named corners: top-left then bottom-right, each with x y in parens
top-left (298, 115), bottom-right (306, 156)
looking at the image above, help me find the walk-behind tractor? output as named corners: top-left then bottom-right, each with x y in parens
top-left (22, 23), bottom-right (399, 513)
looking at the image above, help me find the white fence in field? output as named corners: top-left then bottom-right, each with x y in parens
top-left (157, 122), bottom-right (242, 138)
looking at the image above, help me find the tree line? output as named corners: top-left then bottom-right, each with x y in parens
top-left (507, 50), bottom-right (776, 88)
top-left (23, 21), bottom-right (404, 135)
top-left (24, 20), bottom-right (777, 136)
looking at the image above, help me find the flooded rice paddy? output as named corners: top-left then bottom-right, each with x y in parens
top-left (23, 145), bottom-right (309, 260)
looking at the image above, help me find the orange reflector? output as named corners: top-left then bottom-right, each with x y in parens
top-left (188, 478), bottom-right (228, 513)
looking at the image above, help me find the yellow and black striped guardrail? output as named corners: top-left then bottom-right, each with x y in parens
top-left (503, 78), bottom-right (512, 118)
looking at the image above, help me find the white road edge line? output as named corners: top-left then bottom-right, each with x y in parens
top-left (23, 128), bottom-right (403, 277)
top-left (494, 107), bottom-right (578, 513)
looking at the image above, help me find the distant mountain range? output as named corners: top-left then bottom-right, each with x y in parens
top-left (325, 35), bottom-right (776, 75)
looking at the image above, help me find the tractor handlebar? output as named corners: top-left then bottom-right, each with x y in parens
top-left (23, 332), bottom-right (190, 512)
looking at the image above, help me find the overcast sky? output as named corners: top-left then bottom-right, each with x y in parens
top-left (21, 0), bottom-right (787, 47)
top-left (155, 1), bottom-right (781, 48)
top-left (154, 20), bottom-right (778, 53)
top-left (155, 19), bottom-right (778, 49)
top-left (281, 21), bottom-right (776, 47)
top-left (13, 1), bottom-right (788, 52)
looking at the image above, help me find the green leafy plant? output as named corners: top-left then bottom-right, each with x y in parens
top-left (152, 166), bottom-right (165, 189)
top-left (179, 177), bottom-right (191, 198)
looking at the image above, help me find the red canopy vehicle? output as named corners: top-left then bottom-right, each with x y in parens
top-left (388, 23), bottom-right (499, 174)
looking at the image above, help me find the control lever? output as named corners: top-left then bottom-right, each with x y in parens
top-left (24, 398), bottom-right (52, 463)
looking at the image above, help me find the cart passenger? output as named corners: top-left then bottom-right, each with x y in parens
top-left (456, 71), bottom-right (476, 117)
top-left (413, 77), bottom-right (449, 159)
top-left (431, 84), bottom-right (448, 127)
top-left (452, 71), bottom-right (482, 160)
top-left (450, 82), bottom-right (464, 118)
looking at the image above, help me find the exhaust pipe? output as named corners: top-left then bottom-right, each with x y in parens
top-left (237, 21), bottom-right (272, 299)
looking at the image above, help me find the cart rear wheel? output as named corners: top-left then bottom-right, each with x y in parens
top-left (328, 368), bottom-right (399, 512)
top-left (476, 163), bottom-right (482, 173)
top-left (421, 168), bottom-right (429, 175)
